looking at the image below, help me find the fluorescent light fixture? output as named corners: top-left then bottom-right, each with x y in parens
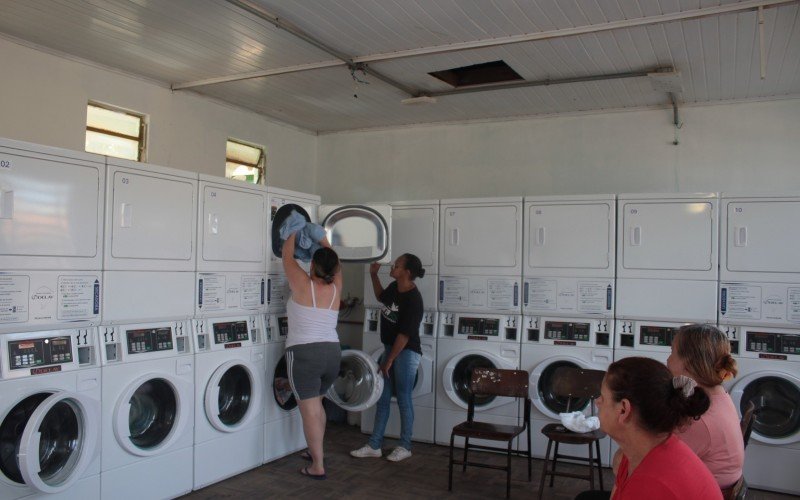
top-left (648, 70), bottom-right (683, 93)
top-left (401, 96), bottom-right (437, 105)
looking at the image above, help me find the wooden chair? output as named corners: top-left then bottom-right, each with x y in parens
top-left (448, 367), bottom-right (532, 498)
top-left (537, 366), bottom-right (606, 500)
top-left (722, 400), bottom-right (758, 500)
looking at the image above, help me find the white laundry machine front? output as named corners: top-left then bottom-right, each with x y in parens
top-left (192, 314), bottom-right (265, 489)
top-left (520, 317), bottom-right (613, 464)
top-left (359, 320), bottom-right (437, 443)
top-left (615, 193), bottom-right (720, 361)
top-left (0, 139), bottom-right (105, 334)
top-left (0, 329), bottom-right (101, 500)
top-left (435, 312), bottom-right (521, 447)
top-left (721, 326), bottom-right (800, 494)
top-left (263, 312), bottom-right (306, 463)
top-left (99, 320), bottom-right (194, 500)
top-left (263, 312), bottom-right (386, 462)
top-left (102, 159), bottom-right (198, 325)
top-left (360, 200), bottom-right (440, 443)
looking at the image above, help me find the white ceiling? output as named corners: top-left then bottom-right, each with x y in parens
top-left (1, 0), bottom-right (798, 133)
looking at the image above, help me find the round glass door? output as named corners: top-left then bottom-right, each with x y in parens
top-left (128, 379), bottom-right (177, 449)
top-left (206, 360), bottom-right (263, 432)
top-left (537, 360), bottom-right (592, 415)
top-left (741, 376), bottom-right (800, 440)
top-left (326, 350), bottom-right (383, 412)
top-left (1, 391), bottom-right (99, 494)
top-left (452, 355), bottom-right (497, 406)
top-left (273, 355), bottom-right (297, 412)
top-left (371, 348), bottom-right (420, 399)
top-left (1, 393), bottom-right (52, 484)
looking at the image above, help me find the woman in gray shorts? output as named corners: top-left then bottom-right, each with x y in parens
top-left (283, 231), bottom-right (342, 480)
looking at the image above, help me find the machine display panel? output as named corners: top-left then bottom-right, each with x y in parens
top-left (458, 317), bottom-right (500, 336)
top-left (639, 325), bottom-right (677, 347)
top-left (8, 336), bottom-right (72, 369)
top-left (544, 321), bottom-right (590, 341)
top-left (213, 320), bottom-right (249, 344)
top-left (278, 317), bottom-right (289, 337)
top-left (127, 327), bottom-right (174, 354)
top-left (747, 331), bottom-right (800, 354)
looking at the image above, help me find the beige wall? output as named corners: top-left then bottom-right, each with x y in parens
top-left (0, 37), bottom-right (317, 191)
top-left (316, 99), bottom-right (800, 203)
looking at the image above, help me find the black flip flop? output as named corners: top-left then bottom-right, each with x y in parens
top-left (299, 467), bottom-right (327, 481)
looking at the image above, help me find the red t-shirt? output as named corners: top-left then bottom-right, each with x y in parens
top-left (613, 435), bottom-right (722, 500)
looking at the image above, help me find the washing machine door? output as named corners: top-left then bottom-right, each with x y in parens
top-left (327, 349), bottom-right (384, 412)
top-left (114, 374), bottom-right (193, 456)
top-left (443, 350), bottom-right (516, 411)
top-left (531, 357), bottom-right (594, 420)
top-left (369, 347), bottom-right (433, 399)
top-left (730, 370), bottom-right (800, 445)
top-left (205, 359), bottom-right (264, 432)
top-left (272, 354), bottom-right (298, 414)
top-left (3, 391), bottom-right (100, 494)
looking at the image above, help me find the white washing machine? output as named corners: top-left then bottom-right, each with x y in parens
top-left (0, 328), bottom-right (101, 500)
top-left (99, 320), bottom-right (194, 500)
top-left (102, 158), bottom-right (198, 324)
top-left (103, 158), bottom-right (198, 325)
top-left (0, 139), bottom-right (104, 333)
top-left (615, 193), bottom-right (720, 360)
top-left (263, 313), bottom-right (306, 463)
top-left (359, 317), bottom-right (438, 443)
top-left (267, 186), bottom-right (392, 272)
top-left (439, 197), bottom-right (523, 278)
top-left (720, 326), bottom-right (800, 494)
top-left (435, 312), bottom-right (522, 447)
top-left (360, 200), bottom-right (439, 443)
top-left (717, 193), bottom-right (800, 494)
top-left (264, 310), bottom-right (386, 461)
top-left (192, 314), bottom-right (265, 489)
top-left (196, 175), bottom-right (267, 318)
top-left (520, 317), bottom-right (613, 464)
top-left (520, 195), bottom-right (616, 464)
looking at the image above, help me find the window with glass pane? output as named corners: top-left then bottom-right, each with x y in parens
top-left (226, 140), bottom-right (264, 184)
top-left (85, 103), bottom-right (145, 161)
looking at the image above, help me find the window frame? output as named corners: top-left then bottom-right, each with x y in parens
top-left (225, 138), bottom-right (265, 185)
top-left (85, 102), bottom-right (147, 161)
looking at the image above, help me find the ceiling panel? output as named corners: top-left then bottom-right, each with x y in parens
top-left (0, 0), bottom-right (797, 133)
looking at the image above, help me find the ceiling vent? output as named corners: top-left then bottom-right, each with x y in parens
top-left (429, 60), bottom-right (523, 88)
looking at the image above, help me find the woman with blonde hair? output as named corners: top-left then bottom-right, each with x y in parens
top-left (668, 323), bottom-right (744, 491)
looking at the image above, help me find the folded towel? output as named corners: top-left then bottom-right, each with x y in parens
top-left (559, 411), bottom-right (600, 433)
top-left (279, 210), bottom-right (326, 262)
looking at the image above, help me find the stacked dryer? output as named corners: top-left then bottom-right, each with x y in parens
top-left (0, 139), bottom-right (104, 499)
top-left (99, 158), bottom-right (197, 500)
top-left (520, 195), bottom-right (615, 464)
top-left (718, 193), bottom-right (800, 494)
top-left (192, 175), bottom-right (267, 488)
top-left (435, 197), bottom-right (523, 447)
top-left (263, 187), bottom-right (320, 462)
top-left (360, 200), bottom-right (440, 443)
top-left (614, 193), bottom-right (720, 363)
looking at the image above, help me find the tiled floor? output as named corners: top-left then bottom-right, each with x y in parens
top-left (183, 423), bottom-right (794, 499)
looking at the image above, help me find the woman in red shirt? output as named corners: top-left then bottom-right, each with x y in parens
top-left (597, 357), bottom-right (721, 500)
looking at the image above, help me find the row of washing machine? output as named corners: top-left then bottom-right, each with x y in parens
top-left (0, 313), bottom-right (319, 500)
top-left (358, 310), bottom-right (800, 495)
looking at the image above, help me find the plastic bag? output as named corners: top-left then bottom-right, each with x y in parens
top-left (559, 411), bottom-right (600, 433)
